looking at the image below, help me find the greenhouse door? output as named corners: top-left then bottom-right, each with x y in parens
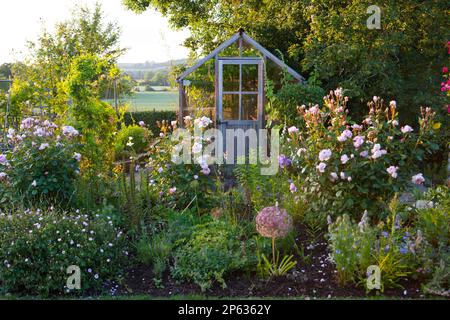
top-left (217, 57), bottom-right (264, 163)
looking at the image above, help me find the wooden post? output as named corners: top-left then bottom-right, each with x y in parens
top-left (178, 81), bottom-right (184, 127)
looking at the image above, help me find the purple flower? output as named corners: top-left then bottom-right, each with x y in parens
top-left (289, 183), bottom-right (297, 193)
top-left (278, 155), bottom-right (292, 168)
top-left (399, 247), bottom-right (408, 254)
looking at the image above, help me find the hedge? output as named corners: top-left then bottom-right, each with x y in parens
top-left (123, 110), bottom-right (177, 135)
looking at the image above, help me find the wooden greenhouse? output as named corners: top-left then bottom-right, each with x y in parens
top-left (176, 28), bottom-right (305, 136)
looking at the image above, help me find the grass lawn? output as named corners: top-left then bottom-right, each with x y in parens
top-left (105, 91), bottom-right (178, 112)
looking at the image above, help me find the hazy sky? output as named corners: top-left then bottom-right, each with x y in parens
top-left (0, 0), bottom-right (190, 63)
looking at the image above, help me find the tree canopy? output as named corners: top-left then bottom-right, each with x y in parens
top-left (123, 0), bottom-right (450, 120)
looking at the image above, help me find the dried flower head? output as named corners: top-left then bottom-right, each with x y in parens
top-left (256, 206), bottom-right (292, 239)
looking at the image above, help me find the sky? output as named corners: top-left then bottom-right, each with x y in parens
top-left (0, 0), bottom-right (190, 63)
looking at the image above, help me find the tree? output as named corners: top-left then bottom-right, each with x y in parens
top-left (10, 3), bottom-right (127, 121)
top-left (123, 0), bottom-right (450, 121)
top-left (0, 64), bottom-right (12, 79)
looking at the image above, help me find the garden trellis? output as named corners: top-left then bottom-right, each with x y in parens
top-left (176, 29), bottom-right (305, 135)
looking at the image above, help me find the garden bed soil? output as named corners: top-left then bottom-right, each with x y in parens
top-left (117, 225), bottom-right (424, 299)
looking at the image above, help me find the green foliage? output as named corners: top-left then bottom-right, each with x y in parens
top-left (280, 92), bottom-right (440, 222)
top-left (258, 253), bottom-right (297, 279)
top-left (266, 81), bottom-right (326, 127)
top-left (416, 186), bottom-right (450, 248)
top-left (171, 219), bottom-right (257, 291)
top-left (328, 207), bottom-right (415, 291)
top-left (9, 3), bottom-right (126, 121)
top-left (136, 231), bottom-right (172, 280)
top-left (125, 0), bottom-right (449, 124)
top-left (415, 186), bottom-right (450, 296)
top-left (302, 0), bottom-right (449, 122)
top-left (0, 119), bottom-right (80, 208)
top-left (114, 125), bottom-right (152, 160)
top-left (65, 54), bottom-right (118, 174)
top-left (123, 110), bottom-right (177, 136)
top-left (0, 207), bottom-right (129, 296)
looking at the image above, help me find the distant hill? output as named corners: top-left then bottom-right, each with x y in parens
top-left (119, 59), bottom-right (186, 80)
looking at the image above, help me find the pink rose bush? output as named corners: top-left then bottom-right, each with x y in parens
top-left (0, 118), bottom-right (81, 206)
top-left (144, 116), bottom-right (215, 211)
top-left (279, 89), bottom-right (440, 220)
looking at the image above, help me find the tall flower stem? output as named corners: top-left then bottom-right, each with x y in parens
top-left (272, 237), bottom-right (276, 265)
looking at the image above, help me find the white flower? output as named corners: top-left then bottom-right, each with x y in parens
top-left (390, 101), bottom-right (397, 108)
top-left (138, 121), bottom-right (145, 127)
top-left (337, 129), bottom-right (352, 142)
top-left (411, 173), bottom-right (425, 185)
top-left (62, 126), bottom-right (79, 137)
top-left (371, 144), bottom-right (387, 159)
top-left (193, 175), bottom-right (199, 180)
top-left (340, 154), bottom-right (350, 164)
top-left (192, 141), bottom-right (202, 154)
top-left (330, 172), bottom-right (339, 182)
top-left (169, 187), bottom-right (177, 195)
top-left (194, 116), bottom-right (213, 128)
top-left (39, 143), bottom-right (49, 150)
top-left (73, 153), bottom-right (82, 162)
top-left (126, 137), bottom-right (134, 147)
top-left (297, 148), bottom-right (307, 157)
top-left (386, 166), bottom-right (398, 179)
top-left (0, 154), bottom-right (7, 164)
top-left (334, 87), bottom-right (343, 98)
top-left (392, 120), bottom-right (399, 127)
top-left (352, 124), bottom-right (363, 131)
top-left (319, 149), bottom-right (332, 162)
top-left (202, 166), bottom-right (211, 175)
top-left (171, 121), bottom-right (178, 127)
top-left (401, 125), bottom-right (414, 134)
top-left (353, 136), bottom-right (365, 149)
top-left (306, 105), bottom-right (320, 115)
top-left (31, 180), bottom-right (37, 187)
top-left (288, 126), bottom-right (299, 134)
top-left (340, 172), bottom-right (346, 180)
top-left (316, 162), bottom-right (327, 173)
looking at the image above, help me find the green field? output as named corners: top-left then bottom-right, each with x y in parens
top-left (107, 91), bottom-right (179, 112)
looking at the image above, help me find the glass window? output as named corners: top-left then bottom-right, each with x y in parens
top-left (222, 94), bottom-right (240, 120)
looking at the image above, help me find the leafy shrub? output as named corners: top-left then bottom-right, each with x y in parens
top-left (123, 110), bottom-right (177, 136)
top-left (0, 207), bottom-right (129, 296)
top-left (171, 219), bottom-right (257, 291)
top-left (266, 81), bottom-right (326, 127)
top-left (136, 231), bottom-right (172, 280)
top-left (415, 186), bottom-right (450, 296)
top-left (328, 205), bottom-right (418, 291)
top-left (279, 90), bottom-right (440, 222)
top-left (65, 54), bottom-right (118, 175)
top-left (416, 186), bottom-right (450, 248)
top-left (144, 117), bottom-right (215, 211)
top-left (0, 118), bottom-right (81, 207)
top-left (114, 124), bottom-right (152, 159)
